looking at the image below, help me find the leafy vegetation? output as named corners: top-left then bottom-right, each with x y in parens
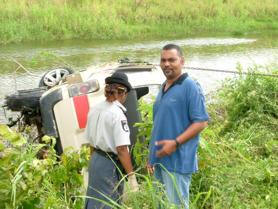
top-left (0, 0), bottom-right (277, 44)
top-left (0, 126), bottom-right (90, 209)
top-left (0, 66), bottom-right (277, 208)
top-left (189, 67), bottom-right (278, 208)
top-left (133, 66), bottom-right (278, 208)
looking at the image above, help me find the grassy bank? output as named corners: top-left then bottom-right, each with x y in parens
top-left (0, 65), bottom-right (277, 208)
top-left (190, 67), bottom-right (278, 208)
top-left (134, 65), bottom-right (278, 208)
top-left (0, 0), bottom-right (277, 44)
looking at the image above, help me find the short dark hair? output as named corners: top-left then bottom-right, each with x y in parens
top-left (162, 44), bottom-right (183, 57)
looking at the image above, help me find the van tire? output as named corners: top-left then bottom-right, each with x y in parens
top-left (39, 67), bottom-right (74, 87)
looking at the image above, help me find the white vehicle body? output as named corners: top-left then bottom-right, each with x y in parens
top-left (37, 63), bottom-right (163, 153)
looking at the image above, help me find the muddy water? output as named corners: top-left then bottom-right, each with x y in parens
top-left (0, 33), bottom-right (277, 123)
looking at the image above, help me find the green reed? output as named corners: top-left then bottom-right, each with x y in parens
top-left (0, 0), bottom-right (277, 44)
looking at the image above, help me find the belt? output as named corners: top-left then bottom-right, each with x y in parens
top-left (93, 147), bottom-right (118, 161)
top-left (93, 147), bottom-right (126, 176)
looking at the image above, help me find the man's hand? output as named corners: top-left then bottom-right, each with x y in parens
top-left (146, 163), bottom-right (154, 175)
top-left (127, 174), bottom-right (139, 192)
top-left (122, 173), bottom-right (139, 203)
top-left (155, 139), bottom-right (177, 158)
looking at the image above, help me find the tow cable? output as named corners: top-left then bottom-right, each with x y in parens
top-left (184, 66), bottom-right (278, 78)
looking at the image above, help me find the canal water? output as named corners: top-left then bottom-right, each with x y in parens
top-left (0, 33), bottom-right (277, 123)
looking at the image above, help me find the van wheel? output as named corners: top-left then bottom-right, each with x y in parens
top-left (39, 67), bottom-right (74, 87)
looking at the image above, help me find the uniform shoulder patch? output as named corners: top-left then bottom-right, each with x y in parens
top-left (121, 120), bottom-right (129, 132)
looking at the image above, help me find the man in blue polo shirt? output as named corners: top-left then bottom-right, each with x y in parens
top-left (147, 44), bottom-right (209, 208)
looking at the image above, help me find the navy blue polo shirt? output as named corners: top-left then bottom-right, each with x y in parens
top-left (149, 73), bottom-right (209, 174)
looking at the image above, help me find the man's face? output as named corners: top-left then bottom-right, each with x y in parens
top-left (116, 86), bottom-right (128, 104)
top-left (105, 84), bottom-right (128, 104)
top-left (160, 49), bottom-right (184, 80)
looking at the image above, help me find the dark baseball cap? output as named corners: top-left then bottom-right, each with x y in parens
top-left (105, 72), bottom-right (132, 92)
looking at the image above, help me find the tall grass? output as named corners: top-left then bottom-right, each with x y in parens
top-left (0, 0), bottom-right (277, 44)
top-left (134, 65), bottom-right (278, 208)
top-left (187, 66), bottom-right (278, 208)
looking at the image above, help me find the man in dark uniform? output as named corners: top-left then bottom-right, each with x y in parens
top-left (85, 72), bottom-right (138, 209)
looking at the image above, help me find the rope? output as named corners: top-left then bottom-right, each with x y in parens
top-left (184, 66), bottom-right (278, 78)
top-left (2, 58), bottom-right (41, 91)
top-left (152, 63), bottom-right (278, 78)
top-left (11, 58), bottom-right (41, 77)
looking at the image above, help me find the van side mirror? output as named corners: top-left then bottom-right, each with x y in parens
top-left (135, 86), bottom-right (149, 100)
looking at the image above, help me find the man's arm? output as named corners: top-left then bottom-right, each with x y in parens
top-left (117, 145), bottom-right (139, 192)
top-left (176, 121), bottom-right (208, 145)
top-left (116, 145), bottom-right (134, 175)
top-left (156, 121), bottom-right (208, 158)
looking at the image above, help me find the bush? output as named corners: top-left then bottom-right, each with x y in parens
top-left (0, 126), bottom-right (90, 209)
top-left (191, 67), bottom-right (278, 208)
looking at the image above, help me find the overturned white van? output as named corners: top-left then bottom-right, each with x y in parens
top-left (3, 61), bottom-right (162, 154)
